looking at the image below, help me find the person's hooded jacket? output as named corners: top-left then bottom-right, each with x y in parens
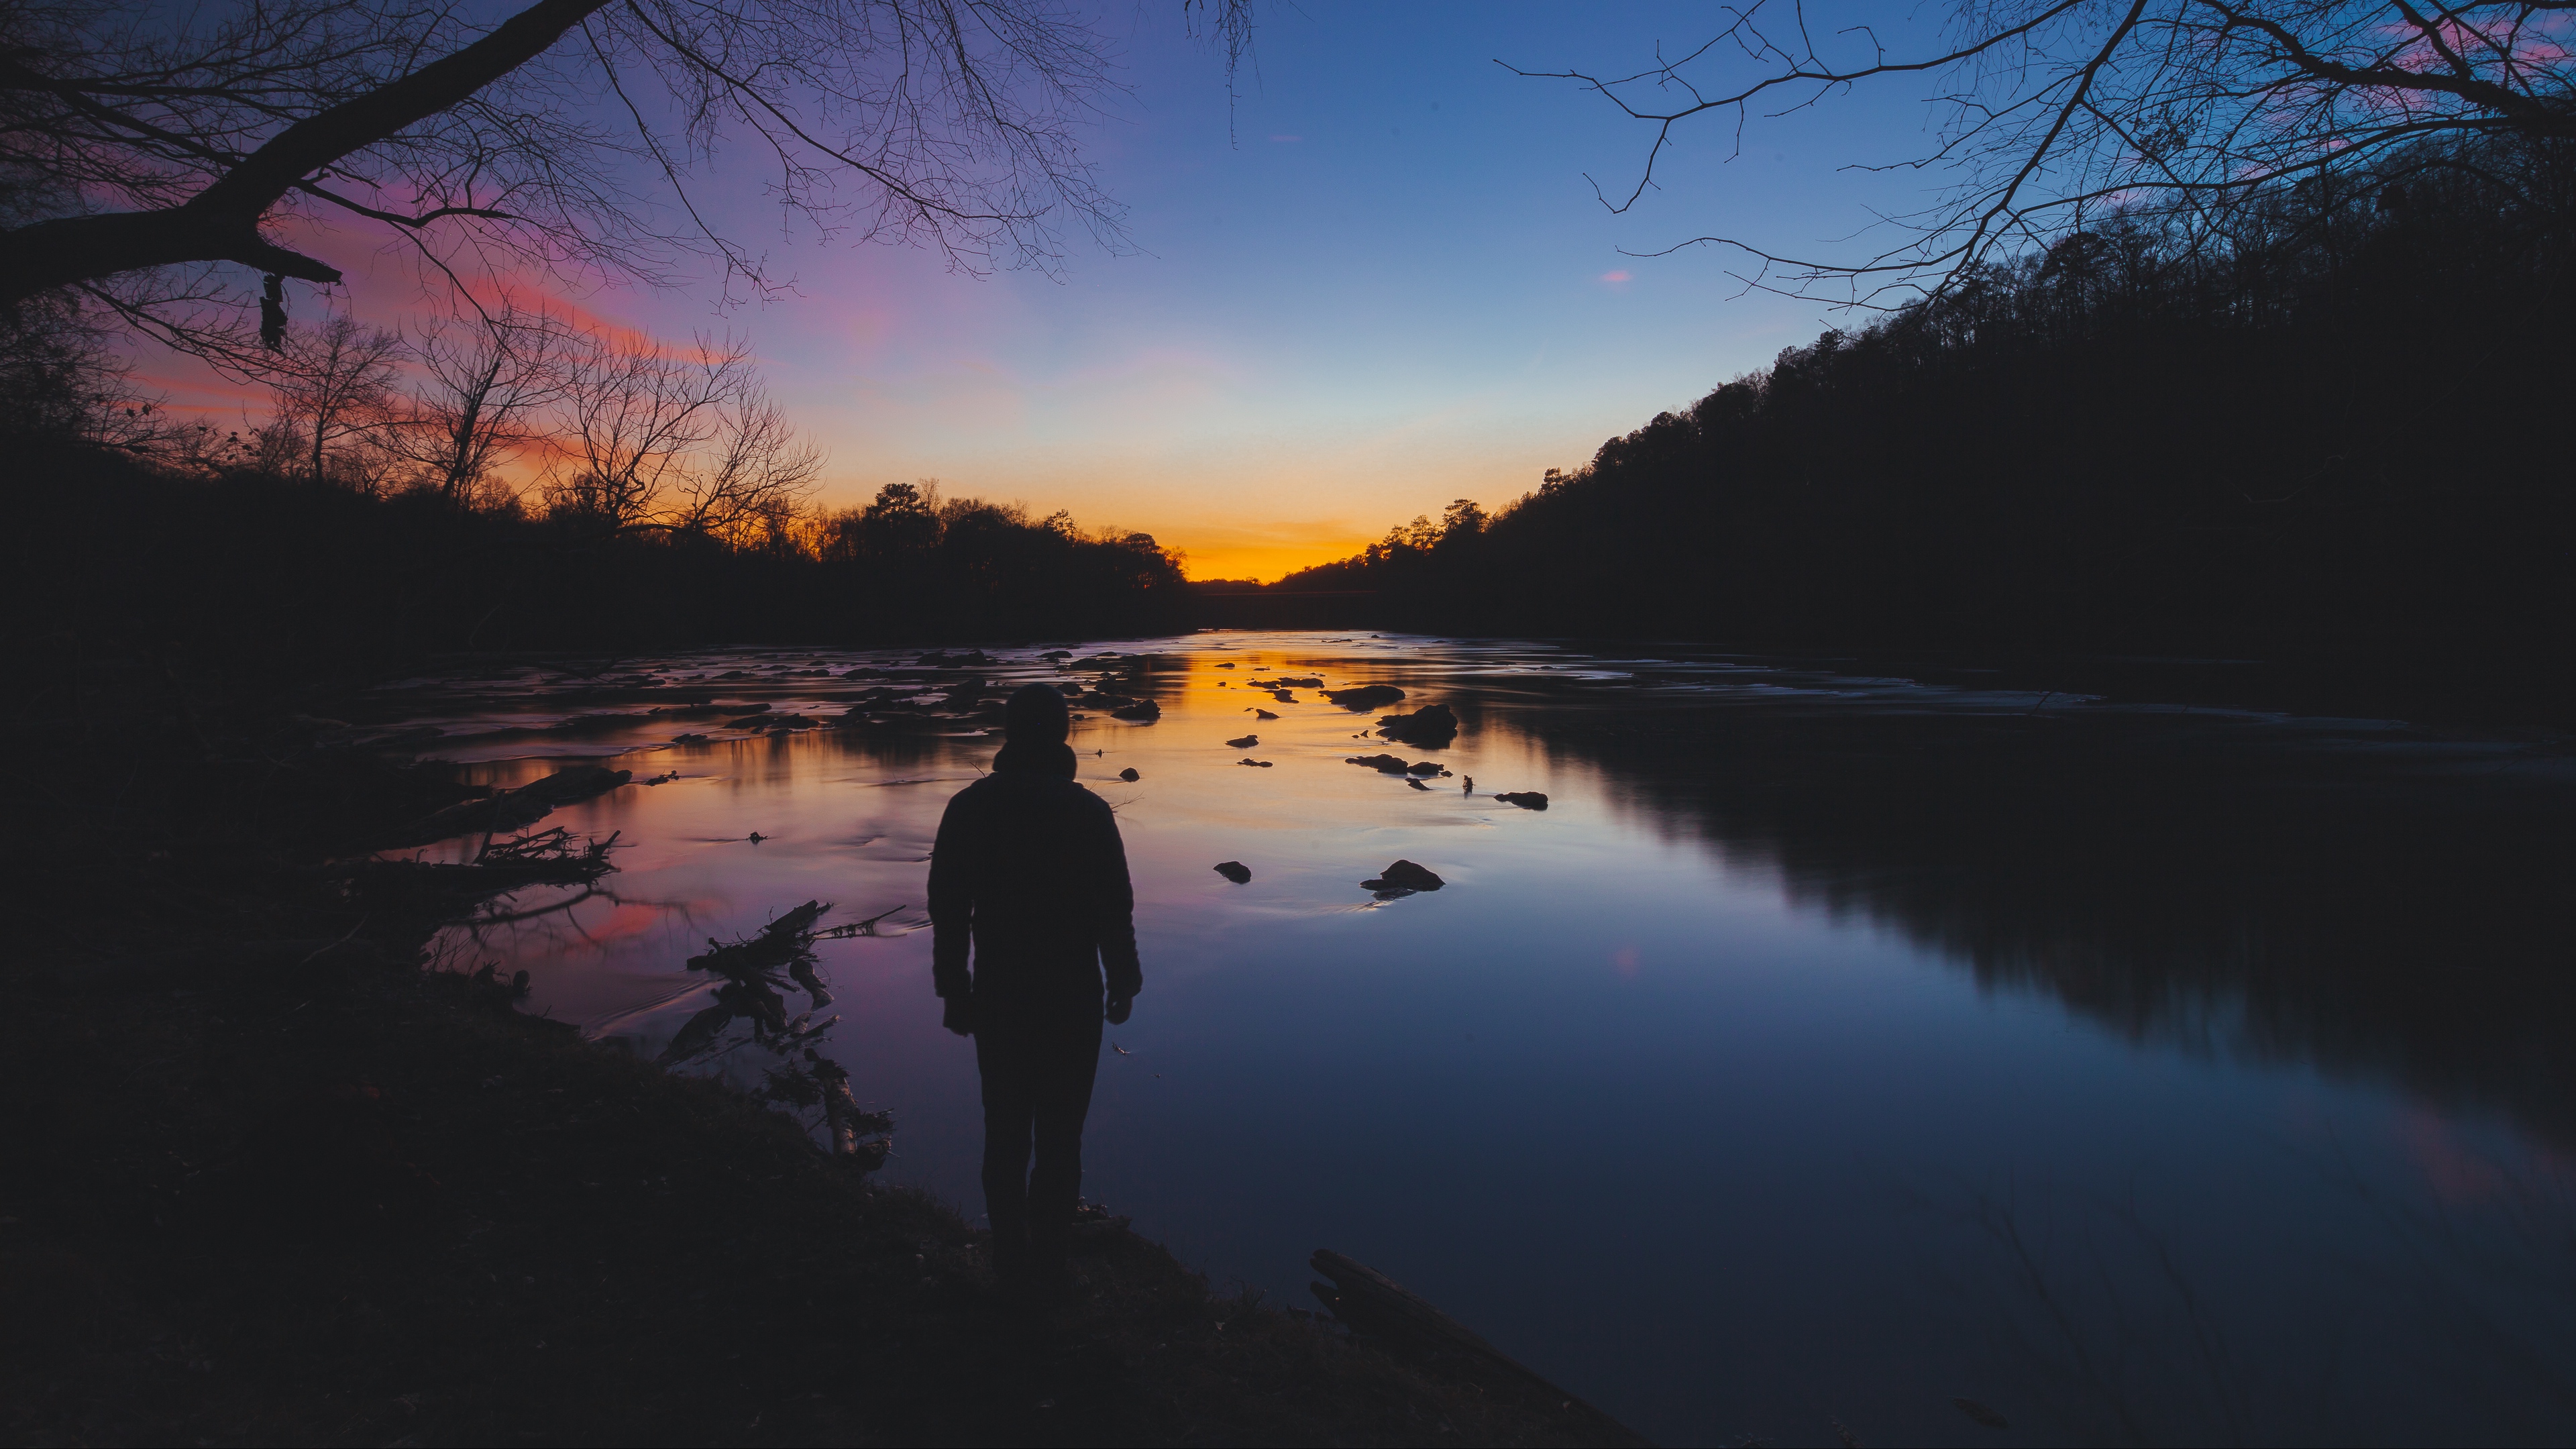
top-left (928, 733), bottom-right (1141, 1014)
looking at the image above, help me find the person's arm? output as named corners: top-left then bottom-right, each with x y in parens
top-left (1087, 796), bottom-right (1141, 1010)
top-left (927, 793), bottom-right (975, 1026)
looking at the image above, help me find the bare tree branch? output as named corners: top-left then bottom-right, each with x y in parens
top-left (1518, 0), bottom-right (2576, 299)
top-left (0, 0), bottom-right (1239, 346)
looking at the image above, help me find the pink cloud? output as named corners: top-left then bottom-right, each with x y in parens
top-left (1599, 270), bottom-right (1633, 284)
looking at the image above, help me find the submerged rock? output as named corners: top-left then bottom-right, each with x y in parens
top-left (1405, 778), bottom-right (1431, 790)
top-left (392, 765), bottom-right (631, 846)
top-left (1118, 767), bottom-right (1140, 782)
top-left (1360, 860), bottom-right (1444, 892)
top-left (1377, 704), bottom-right (1458, 748)
top-left (1405, 760), bottom-right (1444, 776)
top-left (1213, 861), bottom-right (1252, 883)
top-left (1344, 753), bottom-right (1413, 773)
top-left (1495, 792), bottom-right (1550, 810)
top-left (1252, 708), bottom-right (1279, 720)
top-left (1238, 759), bottom-right (1274, 767)
top-left (519, 764), bottom-right (633, 806)
top-left (542, 712), bottom-right (656, 737)
top-left (1325, 684), bottom-right (1406, 711)
top-left (1226, 733), bottom-right (1259, 749)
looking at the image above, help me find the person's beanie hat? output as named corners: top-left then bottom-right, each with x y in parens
top-left (1004, 683), bottom-right (1070, 743)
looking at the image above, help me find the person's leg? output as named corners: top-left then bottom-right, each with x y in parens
top-left (973, 1014), bottom-right (1040, 1283)
top-left (1025, 1008), bottom-right (1104, 1275)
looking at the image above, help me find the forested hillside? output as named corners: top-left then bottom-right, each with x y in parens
top-left (1275, 137), bottom-right (2576, 706)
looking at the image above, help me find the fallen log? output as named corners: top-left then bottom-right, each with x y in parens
top-left (345, 830), bottom-right (621, 905)
top-left (688, 900), bottom-right (831, 977)
top-left (390, 765), bottom-right (632, 846)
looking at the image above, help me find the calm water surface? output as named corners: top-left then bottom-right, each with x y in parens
top-left (374, 633), bottom-right (2576, 1446)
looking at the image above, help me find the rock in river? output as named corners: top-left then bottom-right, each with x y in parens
top-left (1494, 792), bottom-right (1549, 810)
top-left (1110, 698), bottom-right (1161, 722)
top-left (1325, 684), bottom-right (1406, 712)
top-left (1376, 703), bottom-right (1458, 748)
top-left (1344, 753), bottom-right (1413, 773)
top-left (1118, 767), bottom-right (1140, 782)
top-left (1226, 733), bottom-right (1259, 748)
top-left (1213, 860), bottom-right (1252, 883)
top-left (1359, 860), bottom-right (1444, 892)
top-left (1238, 759), bottom-right (1274, 767)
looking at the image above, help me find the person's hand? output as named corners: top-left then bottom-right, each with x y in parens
top-left (1105, 996), bottom-right (1133, 1026)
top-left (942, 997), bottom-right (976, 1037)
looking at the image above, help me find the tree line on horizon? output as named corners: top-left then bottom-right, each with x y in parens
top-left (3, 305), bottom-right (1189, 671)
top-left (1266, 133), bottom-right (2576, 710)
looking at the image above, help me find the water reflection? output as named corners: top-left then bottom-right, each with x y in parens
top-left (374, 635), bottom-right (2576, 1446)
top-left (1477, 669), bottom-right (2576, 1150)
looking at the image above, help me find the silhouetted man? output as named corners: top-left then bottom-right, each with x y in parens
top-left (929, 683), bottom-right (1139, 1301)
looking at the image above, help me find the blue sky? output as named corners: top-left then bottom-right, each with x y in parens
top-left (601, 0), bottom-right (1966, 577)
top-left (164, 1), bottom-right (1964, 578)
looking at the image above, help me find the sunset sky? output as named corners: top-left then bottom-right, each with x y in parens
top-left (140, 1), bottom-right (1943, 580)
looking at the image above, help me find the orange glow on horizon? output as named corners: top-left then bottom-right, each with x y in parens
top-left (1165, 530), bottom-right (1376, 583)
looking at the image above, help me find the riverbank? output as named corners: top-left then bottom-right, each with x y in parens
top-left (0, 653), bottom-right (1634, 1447)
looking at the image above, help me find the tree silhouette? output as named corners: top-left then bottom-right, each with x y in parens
top-left (390, 298), bottom-right (575, 504)
top-left (543, 333), bottom-right (819, 543)
top-left (268, 312), bottom-right (403, 490)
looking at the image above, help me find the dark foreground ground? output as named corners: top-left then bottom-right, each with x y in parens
top-left (0, 653), bottom-right (1632, 1448)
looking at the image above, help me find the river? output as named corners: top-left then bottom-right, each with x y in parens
top-left (370, 631), bottom-right (2576, 1446)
